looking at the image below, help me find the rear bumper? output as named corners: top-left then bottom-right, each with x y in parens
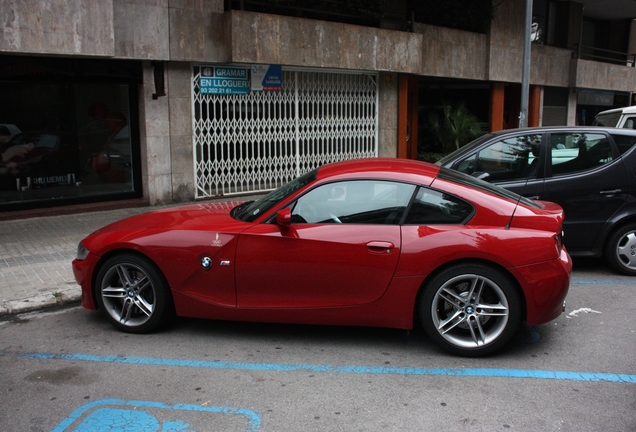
top-left (514, 248), bottom-right (572, 326)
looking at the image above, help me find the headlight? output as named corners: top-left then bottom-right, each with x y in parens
top-left (76, 242), bottom-right (90, 261)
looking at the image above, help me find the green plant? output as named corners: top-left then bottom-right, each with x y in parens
top-left (417, 151), bottom-right (447, 163)
top-left (52, 292), bottom-right (63, 305)
top-left (427, 102), bottom-right (484, 154)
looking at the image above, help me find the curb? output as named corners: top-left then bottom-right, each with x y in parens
top-left (0, 287), bottom-right (81, 317)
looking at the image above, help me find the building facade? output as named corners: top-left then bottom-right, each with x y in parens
top-left (1, 0), bottom-right (636, 212)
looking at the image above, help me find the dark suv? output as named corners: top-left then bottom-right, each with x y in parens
top-left (437, 126), bottom-right (636, 275)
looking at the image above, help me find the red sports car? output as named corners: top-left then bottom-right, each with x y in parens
top-left (73, 158), bottom-right (571, 356)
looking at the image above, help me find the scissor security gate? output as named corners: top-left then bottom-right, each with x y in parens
top-left (192, 68), bottom-right (379, 198)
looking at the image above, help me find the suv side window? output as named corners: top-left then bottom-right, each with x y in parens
top-left (611, 133), bottom-right (636, 155)
top-left (292, 180), bottom-right (416, 224)
top-left (551, 133), bottom-right (613, 176)
top-left (404, 187), bottom-right (474, 225)
top-left (624, 117), bottom-right (636, 129)
top-left (454, 134), bottom-right (542, 182)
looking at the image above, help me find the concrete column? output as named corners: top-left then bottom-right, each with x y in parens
top-left (139, 61), bottom-right (172, 205)
top-left (168, 63), bottom-right (195, 202)
top-left (378, 73), bottom-right (399, 157)
top-left (567, 90), bottom-right (578, 125)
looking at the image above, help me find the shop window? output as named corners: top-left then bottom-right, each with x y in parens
top-left (0, 58), bottom-right (141, 210)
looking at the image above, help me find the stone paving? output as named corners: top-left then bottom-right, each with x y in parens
top-left (0, 206), bottom-right (161, 315)
top-left (0, 196), bottom-right (261, 316)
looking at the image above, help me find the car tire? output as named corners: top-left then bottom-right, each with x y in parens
top-left (419, 263), bottom-right (521, 357)
top-left (95, 253), bottom-right (174, 333)
top-left (605, 223), bottom-right (636, 276)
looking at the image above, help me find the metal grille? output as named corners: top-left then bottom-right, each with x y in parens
top-left (192, 67), bottom-right (378, 198)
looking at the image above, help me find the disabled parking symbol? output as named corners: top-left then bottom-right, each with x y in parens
top-left (52, 399), bottom-right (261, 432)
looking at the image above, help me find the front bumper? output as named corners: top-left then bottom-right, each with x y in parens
top-left (72, 252), bottom-right (101, 310)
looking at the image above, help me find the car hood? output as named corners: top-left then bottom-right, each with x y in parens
top-left (82, 201), bottom-right (249, 253)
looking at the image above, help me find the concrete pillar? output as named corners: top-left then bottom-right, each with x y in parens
top-left (378, 73), bottom-right (399, 157)
top-left (139, 61), bottom-right (172, 205)
top-left (567, 90), bottom-right (578, 125)
top-left (167, 63), bottom-right (195, 202)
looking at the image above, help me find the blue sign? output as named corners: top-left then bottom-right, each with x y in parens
top-left (200, 66), bottom-right (249, 95)
top-left (251, 64), bottom-right (282, 91)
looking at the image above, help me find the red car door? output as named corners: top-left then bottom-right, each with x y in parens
top-left (235, 223), bottom-right (401, 308)
top-left (235, 179), bottom-right (413, 308)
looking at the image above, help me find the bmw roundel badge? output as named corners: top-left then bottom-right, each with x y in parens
top-left (201, 257), bottom-right (212, 269)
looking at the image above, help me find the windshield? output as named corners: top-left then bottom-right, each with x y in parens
top-left (592, 112), bottom-right (621, 127)
top-left (436, 133), bottom-right (496, 166)
top-left (233, 169), bottom-right (318, 222)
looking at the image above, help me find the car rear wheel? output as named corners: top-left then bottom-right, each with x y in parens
top-left (95, 253), bottom-right (173, 333)
top-left (420, 263), bottom-right (521, 357)
top-left (605, 223), bottom-right (636, 276)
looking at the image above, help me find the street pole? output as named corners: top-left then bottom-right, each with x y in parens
top-left (519, 0), bottom-right (533, 128)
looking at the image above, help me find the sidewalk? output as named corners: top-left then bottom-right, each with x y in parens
top-left (0, 195), bottom-right (263, 316)
top-left (0, 206), bottom-right (157, 316)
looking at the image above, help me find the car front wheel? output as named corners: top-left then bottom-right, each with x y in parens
top-left (605, 223), bottom-right (636, 276)
top-left (95, 253), bottom-right (173, 333)
top-left (419, 263), bottom-right (521, 357)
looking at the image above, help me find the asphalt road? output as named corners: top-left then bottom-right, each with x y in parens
top-left (1, 258), bottom-right (634, 432)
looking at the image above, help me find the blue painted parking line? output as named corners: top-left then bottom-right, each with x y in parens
top-left (571, 280), bottom-right (636, 285)
top-left (24, 352), bottom-right (636, 384)
top-left (51, 398), bottom-right (261, 432)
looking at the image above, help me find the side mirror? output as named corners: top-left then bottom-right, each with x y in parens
top-left (276, 208), bottom-right (292, 226)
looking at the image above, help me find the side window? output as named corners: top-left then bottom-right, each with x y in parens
top-left (551, 133), bottom-right (613, 176)
top-left (404, 187), bottom-right (474, 225)
top-left (624, 117), bottom-right (636, 129)
top-left (292, 180), bottom-right (416, 224)
top-left (612, 133), bottom-right (636, 155)
top-left (455, 134), bottom-right (542, 181)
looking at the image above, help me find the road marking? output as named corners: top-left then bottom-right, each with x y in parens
top-left (571, 280), bottom-right (636, 285)
top-left (23, 352), bottom-right (636, 384)
top-left (567, 307), bottom-right (602, 318)
top-left (51, 398), bottom-right (261, 432)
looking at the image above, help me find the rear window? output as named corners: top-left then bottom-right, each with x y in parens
top-left (611, 133), bottom-right (636, 155)
top-left (436, 167), bottom-right (541, 209)
top-left (593, 112), bottom-right (621, 127)
top-left (404, 187), bottom-right (474, 225)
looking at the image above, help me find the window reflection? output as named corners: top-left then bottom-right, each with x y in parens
top-left (0, 82), bottom-right (135, 207)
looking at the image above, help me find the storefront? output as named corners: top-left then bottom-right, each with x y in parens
top-left (576, 90), bottom-right (631, 126)
top-left (0, 56), bottom-right (143, 212)
top-left (192, 66), bottom-right (380, 197)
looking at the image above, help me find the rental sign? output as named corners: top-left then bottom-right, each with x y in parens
top-left (199, 66), bottom-right (249, 95)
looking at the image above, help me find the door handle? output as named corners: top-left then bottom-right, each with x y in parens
top-left (600, 189), bottom-right (622, 195)
top-left (366, 241), bottom-right (394, 254)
